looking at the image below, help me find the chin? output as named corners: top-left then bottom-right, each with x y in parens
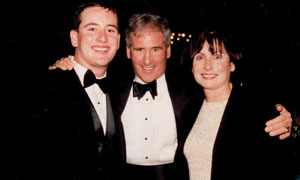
top-left (141, 77), bottom-right (156, 83)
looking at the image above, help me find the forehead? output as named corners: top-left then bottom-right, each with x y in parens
top-left (200, 40), bottom-right (226, 53)
top-left (131, 28), bottom-right (165, 46)
top-left (79, 6), bottom-right (118, 27)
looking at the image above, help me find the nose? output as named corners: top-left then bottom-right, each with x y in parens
top-left (203, 59), bottom-right (213, 71)
top-left (96, 30), bottom-right (108, 43)
top-left (144, 50), bottom-right (152, 65)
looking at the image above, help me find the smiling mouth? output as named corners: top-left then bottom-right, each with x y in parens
top-left (202, 74), bottom-right (217, 79)
top-left (93, 47), bottom-right (109, 52)
top-left (142, 66), bottom-right (154, 71)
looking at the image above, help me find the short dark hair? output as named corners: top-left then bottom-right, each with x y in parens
top-left (181, 29), bottom-right (243, 84)
top-left (124, 13), bottom-right (171, 48)
top-left (72, 1), bottom-right (118, 30)
top-left (189, 30), bottom-right (242, 64)
top-left (182, 29), bottom-right (242, 71)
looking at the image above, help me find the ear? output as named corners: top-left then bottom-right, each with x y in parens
top-left (126, 46), bottom-right (131, 59)
top-left (70, 30), bottom-right (79, 47)
top-left (166, 45), bottom-right (171, 59)
top-left (230, 62), bottom-right (236, 72)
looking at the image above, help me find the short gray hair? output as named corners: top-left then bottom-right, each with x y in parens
top-left (124, 13), bottom-right (171, 48)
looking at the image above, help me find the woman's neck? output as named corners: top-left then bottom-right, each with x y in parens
top-left (204, 83), bottom-right (233, 103)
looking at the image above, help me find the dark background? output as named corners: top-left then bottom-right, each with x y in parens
top-left (2, 0), bottom-right (299, 109)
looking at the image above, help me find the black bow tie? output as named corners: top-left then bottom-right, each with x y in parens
top-left (133, 80), bottom-right (157, 100)
top-left (83, 70), bottom-right (109, 94)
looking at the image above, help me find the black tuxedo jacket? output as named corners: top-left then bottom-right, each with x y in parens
top-left (27, 69), bottom-right (126, 180)
top-left (176, 82), bottom-right (295, 180)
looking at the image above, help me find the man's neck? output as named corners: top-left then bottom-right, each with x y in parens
top-left (74, 57), bottom-right (107, 78)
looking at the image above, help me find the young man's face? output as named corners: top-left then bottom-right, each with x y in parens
top-left (126, 28), bottom-right (171, 83)
top-left (70, 6), bottom-right (120, 72)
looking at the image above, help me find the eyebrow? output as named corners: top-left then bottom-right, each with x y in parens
top-left (83, 23), bottom-right (118, 30)
top-left (106, 24), bottom-right (119, 30)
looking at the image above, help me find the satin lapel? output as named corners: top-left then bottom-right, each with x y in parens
top-left (168, 87), bottom-right (184, 124)
top-left (105, 93), bottom-right (115, 138)
top-left (108, 84), bottom-right (128, 163)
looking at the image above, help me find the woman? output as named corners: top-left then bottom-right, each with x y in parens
top-left (178, 30), bottom-right (294, 180)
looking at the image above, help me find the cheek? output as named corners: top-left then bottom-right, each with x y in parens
top-left (109, 35), bottom-right (120, 47)
top-left (150, 53), bottom-right (162, 65)
top-left (131, 56), bottom-right (143, 67)
top-left (192, 64), bottom-right (196, 73)
top-left (155, 58), bottom-right (166, 68)
top-left (215, 61), bottom-right (229, 72)
top-left (192, 66), bottom-right (201, 79)
top-left (216, 64), bottom-right (225, 72)
top-left (80, 34), bottom-right (94, 44)
top-left (192, 62), bottom-right (201, 73)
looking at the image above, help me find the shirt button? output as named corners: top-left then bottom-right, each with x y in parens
top-left (97, 102), bottom-right (100, 104)
top-left (145, 157), bottom-right (148, 159)
top-left (145, 137), bottom-right (148, 140)
top-left (145, 117), bottom-right (148, 120)
top-left (146, 98), bottom-right (149, 101)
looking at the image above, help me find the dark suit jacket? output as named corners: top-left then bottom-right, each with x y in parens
top-left (112, 67), bottom-right (194, 180)
top-left (176, 82), bottom-right (295, 180)
top-left (26, 69), bottom-right (126, 180)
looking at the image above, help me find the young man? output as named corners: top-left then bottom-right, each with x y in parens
top-left (32, 2), bottom-right (125, 180)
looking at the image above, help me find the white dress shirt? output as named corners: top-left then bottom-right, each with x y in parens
top-left (121, 74), bottom-right (178, 165)
top-left (72, 58), bottom-right (107, 134)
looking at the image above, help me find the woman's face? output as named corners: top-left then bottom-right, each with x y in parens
top-left (192, 40), bottom-right (235, 95)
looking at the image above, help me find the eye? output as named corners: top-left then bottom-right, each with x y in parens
top-left (106, 26), bottom-right (118, 34)
top-left (88, 27), bottom-right (96, 32)
top-left (152, 48), bottom-right (161, 53)
top-left (134, 48), bottom-right (144, 52)
top-left (194, 54), bottom-right (203, 60)
top-left (214, 53), bottom-right (223, 59)
top-left (107, 28), bottom-right (116, 33)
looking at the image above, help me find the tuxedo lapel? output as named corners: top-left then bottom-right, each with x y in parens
top-left (118, 81), bottom-right (133, 115)
top-left (60, 71), bottom-right (97, 133)
top-left (50, 70), bottom-right (105, 143)
top-left (105, 93), bottom-right (115, 138)
top-left (168, 87), bottom-right (185, 124)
